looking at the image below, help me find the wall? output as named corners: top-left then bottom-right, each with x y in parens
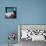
top-left (0, 0), bottom-right (46, 44)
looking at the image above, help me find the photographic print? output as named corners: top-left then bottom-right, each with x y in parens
top-left (5, 7), bottom-right (17, 19)
top-left (18, 24), bottom-right (46, 46)
top-left (18, 25), bottom-right (46, 41)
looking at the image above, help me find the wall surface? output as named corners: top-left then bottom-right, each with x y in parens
top-left (0, 0), bottom-right (46, 45)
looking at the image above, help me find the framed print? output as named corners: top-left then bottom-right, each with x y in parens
top-left (5, 7), bottom-right (17, 19)
top-left (18, 24), bottom-right (46, 41)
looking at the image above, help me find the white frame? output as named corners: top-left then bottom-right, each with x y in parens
top-left (18, 24), bottom-right (46, 42)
